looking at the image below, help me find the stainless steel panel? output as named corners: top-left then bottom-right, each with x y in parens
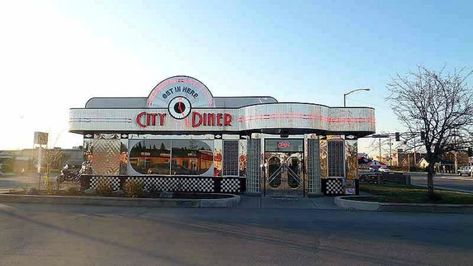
top-left (319, 139), bottom-right (328, 178)
top-left (91, 134), bottom-right (121, 175)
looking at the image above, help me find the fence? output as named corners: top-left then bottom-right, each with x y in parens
top-left (359, 172), bottom-right (411, 185)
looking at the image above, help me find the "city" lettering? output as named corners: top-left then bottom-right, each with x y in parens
top-left (136, 112), bottom-right (166, 128)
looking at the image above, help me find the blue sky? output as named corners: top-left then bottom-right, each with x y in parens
top-left (0, 0), bottom-right (472, 152)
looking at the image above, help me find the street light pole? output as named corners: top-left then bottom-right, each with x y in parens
top-left (343, 88), bottom-right (370, 107)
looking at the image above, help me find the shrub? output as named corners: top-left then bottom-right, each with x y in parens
top-left (123, 180), bottom-right (144, 198)
top-left (67, 187), bottom-right (80, 196)
top-left (45, 177), bottom-right (55, 195)
top-left (27, 187), bottom-right (39, 195)
top-left (147, 184), bottom-right (160, 197)
top-left (96, 180), bottom-right (113, 196)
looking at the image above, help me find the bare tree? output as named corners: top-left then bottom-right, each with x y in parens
top-left (387, 66), bottom-right (473, 198)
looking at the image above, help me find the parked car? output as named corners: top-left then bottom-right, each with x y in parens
top-left (368, 166), bottom-right (390, 173)
top-left (378, 167), bottom-right (390, 173)
top-left (458, 166), bottom-right (473, 176)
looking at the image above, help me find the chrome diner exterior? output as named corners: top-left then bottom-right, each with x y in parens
top-left (69, 76), bottom-right (375, 196)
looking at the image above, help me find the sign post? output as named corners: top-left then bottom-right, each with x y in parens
top-left (34, 132), bottom-right (48, 189)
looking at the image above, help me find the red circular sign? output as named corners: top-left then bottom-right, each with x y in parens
top-left (277, 141), bottom-right (290, 149)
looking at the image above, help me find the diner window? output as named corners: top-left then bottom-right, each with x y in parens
top-left (129, 139), bottom-right (213, 175)
top-left (129, 140), bottom-right (171, 174)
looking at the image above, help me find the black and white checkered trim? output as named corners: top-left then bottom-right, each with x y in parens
top-left (90, 176), bottom-right (121, 191)
top-left (325, 179), bottom-right (344, 195)
top-left (125, 177), bottom-right (214, 193)
top-left (221, 178), bottom-right (241, 193)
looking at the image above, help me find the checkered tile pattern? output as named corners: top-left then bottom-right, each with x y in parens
top-left (90, 176), bottom-right (121, 191)
top-left (125, 177), bottom-right (215, 192)
top-left (221, 178), bottom-right (241, 193)
top-left (325, 179), bottom-right (344, 195)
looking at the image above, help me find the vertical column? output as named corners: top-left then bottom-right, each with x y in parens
top-left (238, 139), bottom-right (247, 177)
top-left (214, 138), bottom-right (223, 177)
top-left (345, 138), bottom-right (358, 194)
top-left (319, 137), bottom-right (328, 178)
top-left (246, 138), bottom-right (261, 194)
top-left (119, 134), bottom-right (129, 175)
top-left (307, 137), bottom-right (322, 196)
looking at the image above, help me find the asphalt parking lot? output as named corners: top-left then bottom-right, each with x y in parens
top-left (0, 201), bottom-right (472, 266)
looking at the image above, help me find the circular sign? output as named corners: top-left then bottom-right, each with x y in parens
top-left (168, 96), bottom-right (192, 119)
top-left (277, 141), bottom-right (290, 149)
top-left (147, 76), bottom-right (215, 108)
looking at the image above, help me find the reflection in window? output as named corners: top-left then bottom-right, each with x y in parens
top-left (129, 139), bottom-right (213, 175)
top-left (129, 140), bottom-right (171, 174)
top-left (171, 140), bottom-right (213, 175)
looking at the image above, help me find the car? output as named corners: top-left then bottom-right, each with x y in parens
top-left (458, 166), bottom-right (473, 176)
top-left (368, 167), bottom-right (380, 172)
top-left (378, 167), bottom-right (390, 172)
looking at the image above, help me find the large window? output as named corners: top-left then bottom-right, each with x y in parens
top-left (129, 139), bottom-right (213, 175)
top-left (328, 140), bottom-right (345, 177)
top-left (223, 141), bottom-right (239, 176)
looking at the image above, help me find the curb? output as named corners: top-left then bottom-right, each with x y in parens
top-left (0, 193), bottom-right (240, 208)
top-left (334, 196), bottom-right (473, 213)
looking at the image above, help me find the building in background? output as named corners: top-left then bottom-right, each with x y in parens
top-left (0, 148), bottom-right (83, 174)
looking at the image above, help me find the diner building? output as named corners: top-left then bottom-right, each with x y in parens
top-left (69, 76), bottom-right (375, 196)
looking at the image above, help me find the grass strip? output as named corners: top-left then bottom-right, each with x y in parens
top-left (359, 184), bottom-right (473, 204)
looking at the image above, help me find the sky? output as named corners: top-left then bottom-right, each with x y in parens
top-left (0, 0), bottom-right (472, 154)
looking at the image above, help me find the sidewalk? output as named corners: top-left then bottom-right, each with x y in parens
top-left (238, 195), bottom-right (341, 209)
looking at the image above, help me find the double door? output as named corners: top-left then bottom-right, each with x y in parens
top-left (265, 152), bottom-right (304, 197)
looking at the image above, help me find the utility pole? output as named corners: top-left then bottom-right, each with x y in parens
top-left (454, 151), bottom-right (458, 173)
top-left (407, 153), bottom-right (410, 172)
top-left (413, 136), bottom-right (417, 169)
top-left (370, 134), bottom-right (390, 164)
top-left (378, 138), bottom-right (382, 163)
top-left (37, 145), bottom-right (42, 189)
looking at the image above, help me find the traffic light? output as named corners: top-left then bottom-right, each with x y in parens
top-left (420, 131), bottom-right (425, 141)
top-left (395, 132), bottom-right (400, 141)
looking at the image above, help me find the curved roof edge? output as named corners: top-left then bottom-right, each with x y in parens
top-left (85, 96), bottom-right (279, 109)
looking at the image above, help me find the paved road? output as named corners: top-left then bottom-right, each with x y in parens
top-left (410, 173), bottom-right (473, 192)
top-left (0, 202), bottom-right (472, 266)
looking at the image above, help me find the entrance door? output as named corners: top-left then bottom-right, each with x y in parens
top-left (265, 152), bottom-right (303, 197)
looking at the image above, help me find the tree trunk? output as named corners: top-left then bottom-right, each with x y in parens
top-left (427, 164), bottom-right (435, 198)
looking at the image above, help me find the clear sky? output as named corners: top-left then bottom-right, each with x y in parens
top-left (0, 0), bottom-right (472, 153)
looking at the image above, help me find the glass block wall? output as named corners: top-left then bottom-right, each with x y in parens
top-left (246, 138), bottom-right (261, 193)
top-left (307, 138), bottom-right (321, 194)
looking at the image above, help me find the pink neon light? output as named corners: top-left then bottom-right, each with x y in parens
top-left (236, 113), bottom-right (375, 124)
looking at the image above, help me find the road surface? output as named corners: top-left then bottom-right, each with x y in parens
top-left (410, 172), bottom-right (473, 192)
